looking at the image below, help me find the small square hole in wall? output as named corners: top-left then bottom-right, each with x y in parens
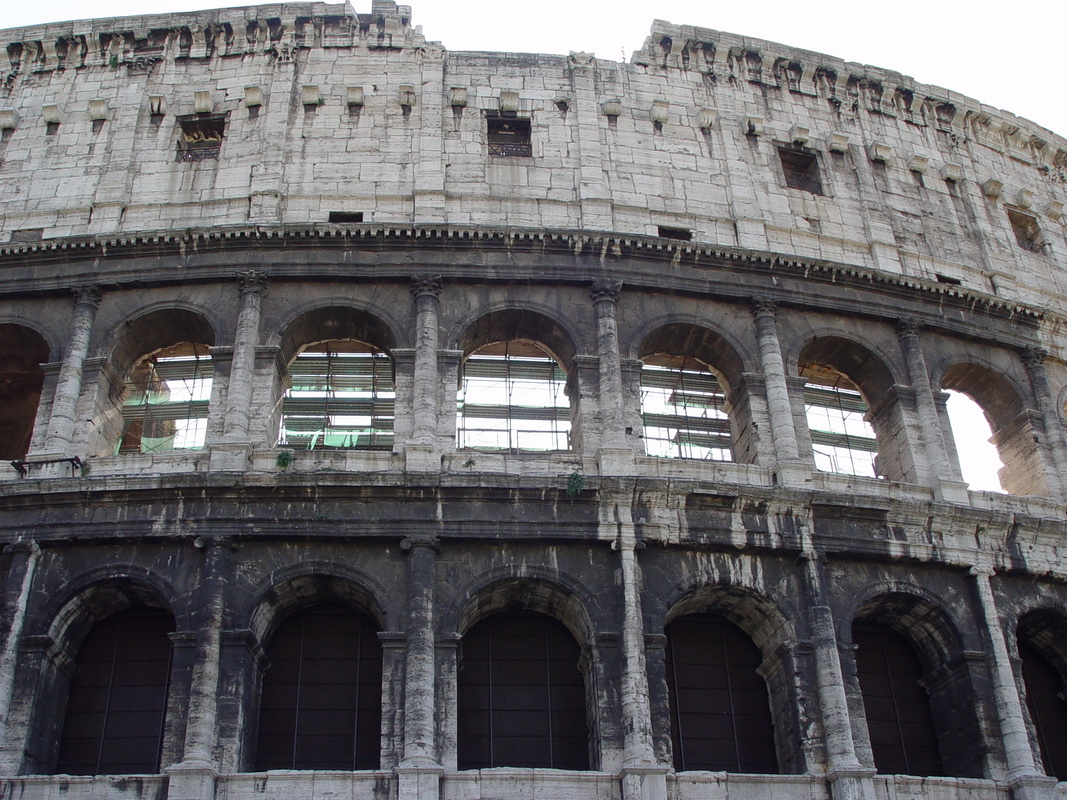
top-left (657, 226), bottom-right (692, 241)
top-left (487, 114), bottom-right (531, 157)
top-left (45, 122), bottom-right (59, 136)
top-left (1007, 208), bottom-right (1045, 253)
top-left (176, 114), bottom-right (226, 162)
top-left (92, 119), bottom-right (105, 134)
top-left (328, 212), bottom-right (364, 223)
top-left (778, 146), bottom-right (823, 195)
top-left (935, 273), bottom-right (962, 286)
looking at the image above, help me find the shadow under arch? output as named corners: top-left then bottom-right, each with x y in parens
top-left (106, 305), bottom-right (217, 379)
top-left (454, 306), bottom-right (578, 372)
top-left (275, 304), bottom-right (398, 366)
top-left (445, 567), bottom-right (598, 645)
top-left (1016, 607), bottom-right (1067, 779)
top-left (246, 562), bottom-right (389, 644)
top-left (846, 587), bottom-right (984, 778)
top-left (939, 360), bottom-right (1047, 496)
top-left (664, 581), bottom-right (793, 652)
top-left (637, 321), bottom-right (748, 388)
top-left (0, 322), bottom-right (52, 459)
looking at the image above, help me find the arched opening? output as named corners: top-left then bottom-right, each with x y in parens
top-left (55, 606), bottom-right (175, 775)
top-left (941, 362), bottom-right (1046, 496)
top-left (458, 610), bottom-right (588, 770)
top-left (852, 621), bottom-right (942, 776)
top-left (944, 390), bottom-right (1004, 492)
top-left (798, 337), bottom-right (899, 480)
top-left (117, 343), bottom-right (213, 453)
top-left (637, 323), bottom-right (749, 463)
top-left (254, 604), bottom-right (382, 771)
top-left (458, 340), bottom-right (571, 452)
top-left (1017, 610), bottom-right (1067, 780)
top-left (664, 613), bottom-right (777, 773)
top-left (0, 323), bottom-right (49, 459)
top-left (279, 340), bottom-right (394, 450)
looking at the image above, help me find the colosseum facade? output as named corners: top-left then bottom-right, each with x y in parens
top-left (1, 3), bottom-right (1067, 800)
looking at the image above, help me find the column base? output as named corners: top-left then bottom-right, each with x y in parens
top-left (825, 767), bottom-right (877, 800)
top-left (619, 766), bottom-right (668, 800)
top-left (773, 460), bottom-right (813, 488)
top-left (1008, 773), bottom-right (1058, 800)
top-left (597, 447), bottom-right (635, 476)
top-left (934, 478), bottom-right (971, 504)
top-left (396, 763), bottom-right (443, 800)
top-left (405, 444), bottom-right (442, 473)
top-left (165, 761), bottom-right (218, 800)
top-left (208, 442), bottom-right (252, 472)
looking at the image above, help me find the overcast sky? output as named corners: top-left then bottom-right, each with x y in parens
top-left (2, 0), bottom-right (1065, 138)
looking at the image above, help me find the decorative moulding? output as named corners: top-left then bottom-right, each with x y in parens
top-left (300, 85), bottom-right (320, 106)
top-left (826, 132), bottom-right (849, 153)
top-left (940, 162), bottom-right (962, 182)
top-left (398, 85), bottom-right (416, 107)
top-left (448, 87), bottom-right (467, 108)
top-left (982, 178), bottom-right (1003, 199)
top-left (602, 100), bottom-right (622, 117)
top-left (744, 116), bottom-right (763, 136)
top-left (907, 155), bottom-right (929, 174)
top-left (1042, 201), bottom-right (1063, 222)
top-left (347, 86), bottom-right (365, 107)
top-left (498, 91), bottom-right (519, 113)
top-left (42, 104), bottom-right (61, 124)
top-left (88, 99), bottom-right (108, 120)
top-left (193, 91), bottom-right (212, 114)
top-left (148, 95), bottom-right (166, 116)
top-left (244, 86), bottom-right (264, 107)
top-left (789, 124), bottom-right (809, 145)
top-left (1015, 189), bottom-right (1034, 209)
top-left (698, 108), bottom-right (718, 130)
top-left (650, 100), bottom-right (669, 124)
top-left (867, 142), bottom-right (891, 163)
top-left (0, 109), bottom-right (20, 130)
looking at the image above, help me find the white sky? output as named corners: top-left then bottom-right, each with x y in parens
top-left (2, 0), bottom-right (1065, 138)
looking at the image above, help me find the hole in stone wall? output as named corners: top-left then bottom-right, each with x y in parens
top-left (640, 354), bottom-right (731, 461)
top-left (328, 211), bottom-right (364, 223)
top-left (657, 226), bottom-right (692, 241)
top-left (486, 114), bottom-right (531, 157)
top-left (944, 390), bottom-right (1004, 493)
top-left (175, 113), bottom-right (225, 162)
top-left (1007, 208), bottom-right (1045, 253)
top-left (778, 146), bottom-right (824, 195)
top-left (802, 368), bottom-right (878, 478)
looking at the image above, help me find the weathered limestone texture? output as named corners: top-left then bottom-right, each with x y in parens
top-left (1, 3), bottom-right (1067, 800)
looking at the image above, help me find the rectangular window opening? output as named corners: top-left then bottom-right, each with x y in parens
top-left (176, 114), bottom-right (226, 162)
top-left (329, 212), bottom-right (365, 223)
top-left (487, 115), bottom-right (531, 158)
top-left (1007, 208), bottom-right (1045, 254)
top-left (935, 274), bottom-right (962, 286)
top-left (657, 226), bottom-right (692, 241)
top-left (779, 146), bottom-right (824, 195)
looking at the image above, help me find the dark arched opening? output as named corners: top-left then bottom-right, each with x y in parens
top-left (55, 607), bottom-right (175, 775)
top-left (0, 323), bottom-right (49, 459)
top-left (254, 604), bottom-right (382, 771)
top-left (458, 610), bottom-right (588, 770)
top-left (665, 613), bottom-right (777, 773)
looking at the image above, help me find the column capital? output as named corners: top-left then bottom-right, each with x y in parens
top-left (410, 274), bottom-right (443, 299)
top-left (2, 540), bottom-right (39, 556)
top-left (236, 270), bottom-right (268, 297)
top-left (1021, 345), bottom-right (1048, 370)
top-left (589, 279), bottom-right (622, 303)
top-left (750, 296), bottom-right (777, 318)
top-left (895, 317), bottom-right (923, 339)
top-left (968, 563), bottom-right (995, 578)
top-left (401, 534), bottom-right (440, 552)
top-left (72, 285), bottom-right (103, 307)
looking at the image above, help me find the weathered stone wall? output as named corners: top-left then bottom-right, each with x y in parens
top-left (1, 4), bottom-right (1067, 800)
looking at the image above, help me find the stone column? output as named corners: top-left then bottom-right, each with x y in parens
top-left (798, 553), bottom-right (875, 800)
top-left (969, 565), bottom-right (1055, 799)
top-left (398, 534), bottom-right (442, 800)
top-left (42, 287), bottom-right (102, 456)
top-left (896, 319), bottom-right (969, 502)
top-left (167, 538), bottom-right (230, 800)
top-left (0, 541), bottom-right (40, 749)
top-left (211, 272), bottom-right (266, 471)
top-left (407, 276), bottom-right (443, 473)
top-left (1022, 348), bottom-right (1067, 502)
top-left (750, 300), bottom-right (808, 484)
top-left (591, 281), bottom-right (632, 472)
top-left (604, 487), bottom-right (667, 800)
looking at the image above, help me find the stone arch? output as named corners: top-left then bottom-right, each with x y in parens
top-left (1015, 607), bottom-right (1067, 779)
top-left (24, 572), bottom-right (182, 775)
top-left (274, 303), bottom-right (399, 366)
top-left (636, 322), bottom-right (753, 462)
top-left (452, 305), bottom-right (579, 372)
top-left (938, 360), bottom-right (1047, 496)
top-left (447, 569), bottom-right (598, 645)
top-left (0, 322), bottom-right (52, 459)
top-left (246, 562), bottom-right (390, 644)
top-left (844, 587), bottom-right (984, 778)
top-left (634, 319), bottom-right (749, 387)
top-left (657, 582), bottom-right (801, 774)
top-left (105, 305), bottom-right (218, 378)
top-left (796, 334), bottom-right (909, 481)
